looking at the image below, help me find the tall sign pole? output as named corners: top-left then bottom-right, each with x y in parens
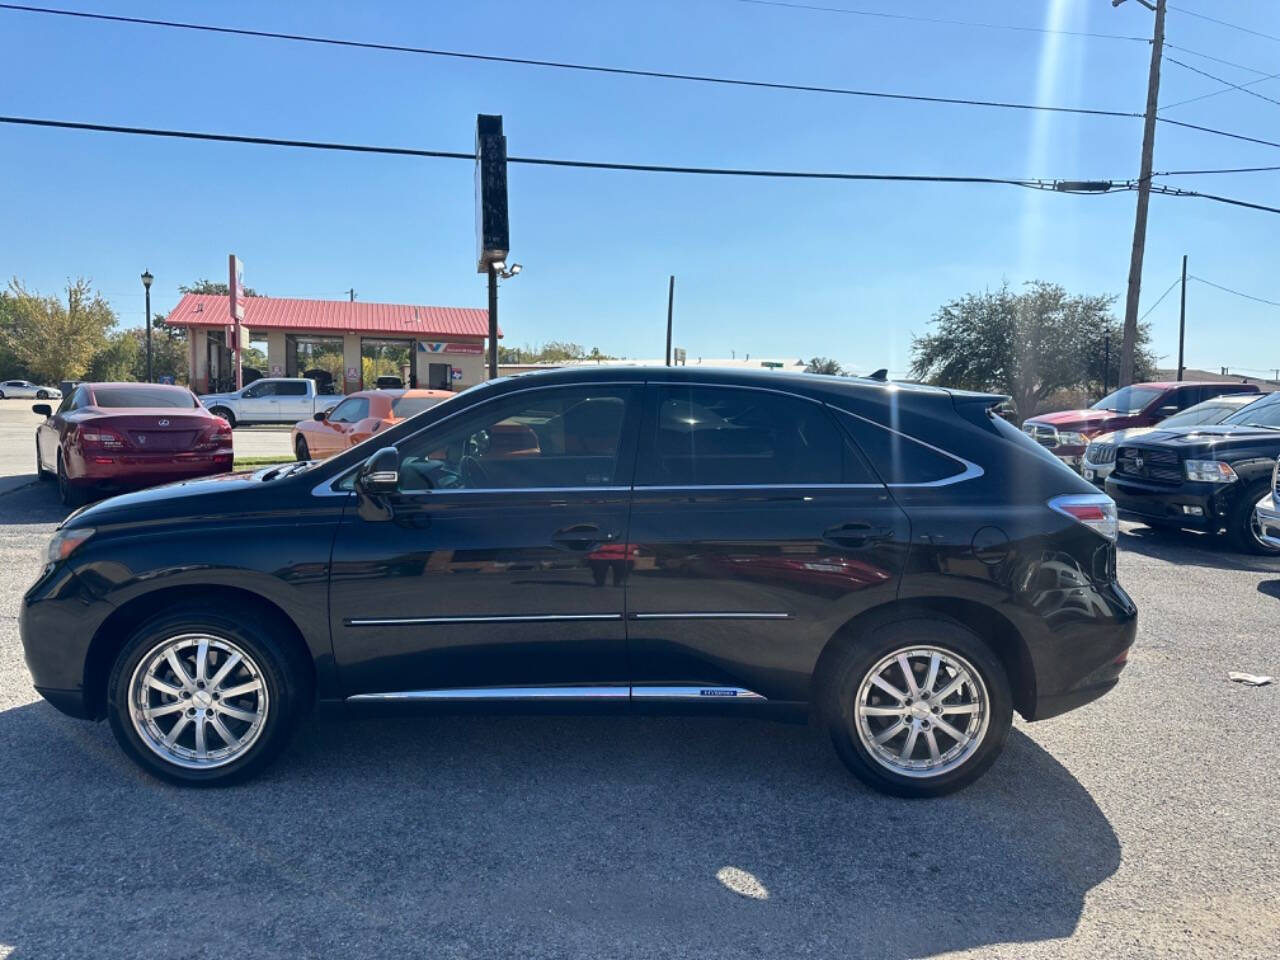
top-left (475, 115), bottom-right (509, 380)
top-left (665, 276), bottom-right (675, 366)
top-left (1177, 254), bottom-right (1187, 381)
top-left (229, 254), bottom-right (245, 390)
top-left (1117, 0), bottom-right (1166, 387)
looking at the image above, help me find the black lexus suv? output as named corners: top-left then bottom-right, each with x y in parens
top-left (21, 367), bottom-right (1136, 797)
top-left (1105, 389), bottom-right (1280, 555)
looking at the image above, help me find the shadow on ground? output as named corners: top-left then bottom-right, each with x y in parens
top-left (0, 704), bottom-right (1119, 959)
top-left (1118, 523), bottom-right (1280, 574)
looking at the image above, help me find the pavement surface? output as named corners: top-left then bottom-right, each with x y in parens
top-left (0, 400), bottom-right (1277, 959)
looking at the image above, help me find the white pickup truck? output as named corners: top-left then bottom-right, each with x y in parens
top-left (199, 377), bottom-right (343, 427)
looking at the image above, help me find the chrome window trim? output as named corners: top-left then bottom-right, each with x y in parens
top-left (629, 611), bottom-right (791, 621)
top-left (346, 613), bottom-right (624, 627)
top-left (827, 403), bottom-right (985, 488)
top-left (633, 483), bottom-right (883, 492)
top-left (311, 379), bottom-right (644, 498)
top-left (346, 684), bottom-right (767, 703)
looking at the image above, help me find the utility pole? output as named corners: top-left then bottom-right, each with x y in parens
top-left (1117, 0), bottom-right (1166, 387)
top-left (1103, 330), bottom-right (1111, 396)
top-left (487, 263), bottom-right (499, 379)
top-left (346, 288), bottom-right (356, 302)
top-left (1177, 254), bottom-right (1187, 381)
top-left (665, 275), bottom-right (675, 366)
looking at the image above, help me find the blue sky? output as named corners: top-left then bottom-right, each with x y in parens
top-left (2, 0), bottom-right (1279, 377)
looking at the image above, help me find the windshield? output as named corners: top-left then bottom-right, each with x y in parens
top-left (1160, 401), bottom-right (1240, 427)
top-left (1222, 393), bottom-right (1280, 430)
top-left (91, 386), bottom-right (199, 409)
top-left (1090, 386), bottom-right (1162, 415)
top-left (392, 395), bottom-right (450, 419)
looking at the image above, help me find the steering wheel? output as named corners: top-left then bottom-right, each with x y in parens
top-left (460, 454), bottom-right (491, 488)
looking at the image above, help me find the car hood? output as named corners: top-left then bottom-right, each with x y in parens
top-left (1025, 409), bottom-right (1119, 429)
top-left (1089, 426), bottom-right (1154, 447)
top-left (61, 467), bottom-right (313, 530)
top-left (1120, 423), bottom-right (1280, 452)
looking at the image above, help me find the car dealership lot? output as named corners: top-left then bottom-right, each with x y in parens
top-left (0, 426), bottom-right (1276, 958)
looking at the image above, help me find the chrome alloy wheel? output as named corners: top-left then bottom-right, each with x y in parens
top-left (129, 634), bottom-right (270, 770)
top-left (854, 646), bottom-right (989, 779)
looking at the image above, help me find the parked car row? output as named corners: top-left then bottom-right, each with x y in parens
top-left (1, 378), bottom-right (61, 399)
top-left (21, 367), bottom-right (1135, 797)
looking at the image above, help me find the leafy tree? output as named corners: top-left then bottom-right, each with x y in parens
top-left (87, 329), bottom-right (141, 382)
top-left (2, 278), bottom-right (116, 383)
top-left (805, 357), bottom-right (845, 375)
top-left (178, 279), bottom-right (265, 297)
top-left (0, 290), bottom-right (29, 379)
top-left (910, 281), bottom-right (1156, 419)
top-left (494, 341), bottom-right (617, 365)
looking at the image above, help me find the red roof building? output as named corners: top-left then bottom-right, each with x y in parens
top-left (165, 294), bottom-right (497, 395)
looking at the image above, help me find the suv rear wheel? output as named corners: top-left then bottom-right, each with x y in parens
top-left (106, 605), bottom-right (309, 785)
top-left (821, 616), bottom-right (1012, 797)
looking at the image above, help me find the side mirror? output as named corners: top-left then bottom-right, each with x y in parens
top-left (314, 410), bottom-right (328, 421)
top-left (357, 446), bottom-right (400, 494)
top-left (1156, 405), bottom-right (1179, 418)
top-left (32, 403), bottom-right (52, 417)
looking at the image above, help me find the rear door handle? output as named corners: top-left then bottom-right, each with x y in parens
top-left (823, 523), bottom-right (894, 548)
top-left (551, 524), bottom-right (616, 550)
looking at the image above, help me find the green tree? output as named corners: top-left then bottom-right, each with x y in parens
top-left (909, 281), bottom-right (1154, 420)
top-left (0, 290), bottom-right (30, 379)
top-left (2, 278), bottom-right (116, 383)
top-left (178, 279), bottom-right (265, 297)
top-left (805, 357), bottom-right (845, 375)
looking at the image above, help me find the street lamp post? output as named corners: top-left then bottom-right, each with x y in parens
top-left (141, 270), bottom-right (154, 382)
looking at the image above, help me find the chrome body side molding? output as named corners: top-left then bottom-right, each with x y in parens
top-left (346, 684), bottom-right (767, 703)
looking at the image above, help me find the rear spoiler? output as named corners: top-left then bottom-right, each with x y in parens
top-left (945, 389), bottom-right (1011, 428)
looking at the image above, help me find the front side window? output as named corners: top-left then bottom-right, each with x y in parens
top-left (638, 386), bottom-right (846, 486)
top-left (242, 381), bottom-right (271, 398)
top-left (329, 398), bottom-right (370, 424)
top-left (395, 386), bottom-right (634, 491)
top-left (1091, 386), bottom-right (1163, 415)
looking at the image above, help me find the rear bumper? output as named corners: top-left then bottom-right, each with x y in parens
top-left (69, 450), bottom-right (232, 488)
top-left (1257, 494), bottom-right (1280, 548)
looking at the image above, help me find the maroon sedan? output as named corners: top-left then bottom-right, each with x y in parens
top-left (34, 383), bottom-right (233, 506)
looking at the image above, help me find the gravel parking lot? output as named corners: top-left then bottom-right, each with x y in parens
top-left (0, 402), bottom-right (1276, 959)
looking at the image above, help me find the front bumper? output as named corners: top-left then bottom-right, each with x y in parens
top-left (20, 566), bottom-right (116, 720)
top-left (1257, 494), bottom-right (1280, 548)
top-left (1105, 474), bottom-right (1233, 529)
top-left (1081, 458), bottom-right (1114, 485)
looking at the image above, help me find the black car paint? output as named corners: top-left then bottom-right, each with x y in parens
top-left (21, 367), bottom-right (1136, 726)
top-left (1105, 422), bottom-right (1280, 531)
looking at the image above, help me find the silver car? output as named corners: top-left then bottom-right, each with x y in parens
top-left (1082, 393), bottom-right (1264, 484)
top-left (0, 379), bottom-right (61, 400)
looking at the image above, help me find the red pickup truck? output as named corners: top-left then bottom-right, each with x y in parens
top-left (1021, 381), bottom-right (1261, 469)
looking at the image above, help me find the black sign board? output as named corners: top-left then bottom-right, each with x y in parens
top-left (475, 114), bottom-right (510, 273)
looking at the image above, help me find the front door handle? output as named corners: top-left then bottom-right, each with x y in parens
top-left (551, 524), bottom-right (616, 550)
top-left (823, 523), bottom-right (894, 548)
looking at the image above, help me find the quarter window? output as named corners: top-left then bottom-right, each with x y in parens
top-left (395, 387), bottom-right (634, 491)
top-left (638, 386), bottom-right (853, 486)
top-left (835, 409), bottom-right (968, 484)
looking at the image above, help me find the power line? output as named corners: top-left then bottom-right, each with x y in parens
top-left (1162, 43), bottom-right (1275, 79)
top-left (1189, 275), bottom-right (1280, 308)
top-left (1168, 5), bottom-right (1280, 45)
top-left (1155, 163), bottom-right (1280, 176)
top-left (1155, 116), bottom-right (1280, 151)
top-left (728, 0), bottom-right (1149, 41)
top-left (1160, 70), bottom-right (1280, 112)
top-left (11, 112), bottom-right (1280, 219)
top-left (1139, 276), bottom-right (1182, 321)
top-left (0, 3), bottom-right (1145, 122)
top-left (1164, 56), bottom-right (1280, 109)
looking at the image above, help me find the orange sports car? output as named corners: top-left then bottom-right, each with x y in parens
top-left (291, 388), bottom-right (453, 461)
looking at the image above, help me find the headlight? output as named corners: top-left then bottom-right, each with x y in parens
top-left (46, 527), bottom-right (95, 565)
top-left (1058, 431), bottom-right (1090, 446)
top-left (1185, 460), bottom-right (1238, 483)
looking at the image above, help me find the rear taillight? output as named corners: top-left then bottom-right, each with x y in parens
top-left (1049, 493), bottom-right (1118, 541)
top-left (197, 420), bottom-right (233, 451)
top-left (78, 427), bottom-right (126, 450)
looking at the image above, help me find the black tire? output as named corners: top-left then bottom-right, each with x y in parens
top-left (295, 436), bottom-right (310, 462)
top-left (820, 616), bottom-right (1013, 798)
top-left (0, 390), bottom-right (6, 399)
top-left (106, 604), bottom-right (311, 786)
top-left (209, 407), bottom-right (236, 429)
top-left (1227, 480), bottom-right (1280, 555)
top-left (35, 440), bottom-right (52, 481)
top-left (56, 453), bottom-right (86, 507)
top-left (36, 389), bottom-right (48, 399)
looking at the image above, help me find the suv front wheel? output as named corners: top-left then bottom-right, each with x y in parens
top-left (821, 616), bottom-right (1013, 797)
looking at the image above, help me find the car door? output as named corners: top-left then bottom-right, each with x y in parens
top-left (37, 388), bottom-right (81, 470)
top-left (625, 382), bottom-right (911, 704)
top-left (274, 380), bottom-right (312, 422)
top-left (329, 382), bottom-right (640, 699)
top-left (6, 380), bottom-right (32, 398)
top-left (320, 396), bottom-right (368, 456)
top-left (235, 381), bottom-right (273, 420)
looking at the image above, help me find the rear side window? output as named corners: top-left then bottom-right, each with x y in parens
top-left (834, 408), bottom-right (968, 484)
top-left (638, 386), bottom-right (848, 486)
top-left (276, 381), bottom-right (309, 397)
top-left (392, 395), bottom-right (449, 418)
top-left (90, 386), bottom-right (198, 409)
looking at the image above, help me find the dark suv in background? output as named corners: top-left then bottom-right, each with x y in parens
top-left (21, 367), bottom-right (1136, 797)
top-left (1106, 389), bottom-right (1280, 554)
